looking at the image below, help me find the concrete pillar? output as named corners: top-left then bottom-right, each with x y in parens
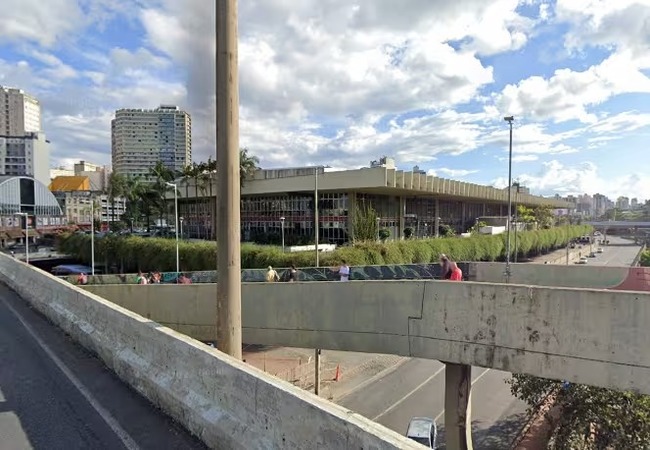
top-left (445, 363), bottom-right (473, 450)
top-left (435, 199), bottom-right (440, 238)
top-left (482, 203), bottom-right (486, 216)
top-left (347, 191), bottom-right (357, 242)
top-left (461, 202), bottom-right (467, 231)
top-left (399, 196), bottom-right (406, 239)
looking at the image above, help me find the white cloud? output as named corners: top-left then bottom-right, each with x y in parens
top-left (138, 0), bottom-right (547, 163)
top-left (493, 159), bottom-right (650, 199)
top-left (428, 168), bottom-right (479, 178)
top-left (495, 50), bottom-right (650, 124)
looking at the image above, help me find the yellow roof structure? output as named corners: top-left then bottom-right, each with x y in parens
top-left (49, 176), bottom-right (90, 192)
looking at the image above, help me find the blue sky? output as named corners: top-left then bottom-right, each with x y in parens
top-left (1, 0), bottom-right (649, 200)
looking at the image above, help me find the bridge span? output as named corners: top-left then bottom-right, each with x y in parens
top-left (2, 252), bottom-right (650, 450)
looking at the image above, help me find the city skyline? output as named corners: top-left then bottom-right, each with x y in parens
top-left (0, 1), bottom-right (649, 199)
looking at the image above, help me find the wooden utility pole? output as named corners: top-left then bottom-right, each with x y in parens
top-left (216, 0), bottom-right (242, 359)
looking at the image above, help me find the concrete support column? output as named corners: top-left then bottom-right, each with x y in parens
top-left (347, 191), bottom-right (357, 241)
top-left (461, 202), bottom-right (467, 231)
top-left (399, 196), bottom-right (406, 239)
top-left (435, 199), bottom-right (440, 238)
top-left (482, 203), bottom-right (487, 216)
top-left (444, 363), bottom-right (473, 450)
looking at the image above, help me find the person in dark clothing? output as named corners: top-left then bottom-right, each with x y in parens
top-left (439, 254), bottom-right (452, 280)
top-left (288, 264), bottom-right (298, 282)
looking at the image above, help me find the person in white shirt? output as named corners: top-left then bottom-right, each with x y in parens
top-left (334, 260), bottom-right (350, 282)
top-left (265, 266), bottom-right (279, 282)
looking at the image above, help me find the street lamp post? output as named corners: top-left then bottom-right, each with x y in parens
top-left (314, 170), bottom-right (319, 267)
top-left (16, 212), bottom-right (28, 263)
top-left (90, 197), bottom-right (95, 275)
top-left (504, 116), bottom-right (515, 281)
top-left (180, 217), bottom-right (184, 240)
top-left (165, 182), bottom-right (180, 275)
top-left (280, 216), bottom-right (285, 252)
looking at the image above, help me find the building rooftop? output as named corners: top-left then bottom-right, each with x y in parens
top-left (49, 176), bottom-right (90, 192)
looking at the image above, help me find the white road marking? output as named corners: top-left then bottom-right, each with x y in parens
top-left (373, 366), bottom-right (446, 420)
top-left (1, 296), bottom-right (141, 450)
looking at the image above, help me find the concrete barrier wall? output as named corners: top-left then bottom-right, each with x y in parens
top-left (468, 262), bottom-right (650, 291)
top-left (84, 280), bottom-right (650, 395)
top-left (0, 253), bottom-right (419, 449)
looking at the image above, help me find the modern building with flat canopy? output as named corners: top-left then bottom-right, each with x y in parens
top-left (168, 157), bottom-right (572, 244)
top-left (0, 175), bottom-right (66, 247)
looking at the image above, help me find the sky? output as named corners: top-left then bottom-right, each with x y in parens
top-left (0, 0), bottom-right (649, 201)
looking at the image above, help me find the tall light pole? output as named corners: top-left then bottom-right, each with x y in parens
top-left (280, 216), bottom-right (285, 252)
top-left (504, 116), bottom-right (514, 281)
top-left (216, 0), bottom-right (242, 358)
top-left (314, 169), bottom-right (320, 268)
top-left (90, 197), bottom-right (95, 275)
top-left (16, 212), bottom-right (28, 263)
top-left (165, 182), bottom-right (180, 275)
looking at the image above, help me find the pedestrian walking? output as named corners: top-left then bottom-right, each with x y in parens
top-left (439, 254), bottom-right (452, 280)
top-left (333, 260), bottom-right (350, 282)
top-left (288, 264), bottom-right (298, 282)
top-left (448, 261), bottom-right (463, 281)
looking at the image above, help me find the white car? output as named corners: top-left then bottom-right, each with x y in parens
top-left (597, 247), bottom-right (604, 253)
top-left (577, 257), bottom-right (589, 264)
top-left (406, 417), bottom-right (437, 448)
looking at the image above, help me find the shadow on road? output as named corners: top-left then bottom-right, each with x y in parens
top-left (435, 412), bottom-right (528, 450)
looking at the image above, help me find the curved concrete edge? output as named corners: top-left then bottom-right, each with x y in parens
top-left (0, 254), bottom-right (421, 450)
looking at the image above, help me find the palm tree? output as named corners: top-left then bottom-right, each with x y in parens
top-left (239, 148), bottom-right (259, 187)
top-left (107, 173), bottom-right (127, 230)
top-left (149, 161), bottom-right (177, 229)
top-left (123, 176), bottom-right (147, 232)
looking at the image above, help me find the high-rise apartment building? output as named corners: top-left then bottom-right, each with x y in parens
top-left (0, 86), bottom-right (41, 135)
top-left (111, 105), bottom-right (191, 179)
top-left (0, 86), bottom-right (49, 185)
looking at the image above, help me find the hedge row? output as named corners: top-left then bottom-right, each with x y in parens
top-left (56, 225), bottom-right (592, 272)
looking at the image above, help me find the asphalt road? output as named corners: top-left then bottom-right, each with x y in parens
top-left (581, 236), bottom-right (641, 266)
top-left (338, 237), bottom-right (642, 449)
top-left (0, 283), bottom-right (207, 450)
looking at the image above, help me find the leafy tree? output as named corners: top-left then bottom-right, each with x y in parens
top-left (509, 374), bottom-right (650, 449)
top-left (239, 148), bottom-right (259, 187)
top-left (107, 173), bottom-right (128, 230)
top-left (468, 220), bottom-right (488, 235)
top-left (353, 202), bottom-right (379, 242)
top-left (438, 223), bottom-right (456, 237)
top-left (533, 205), bottom-right (555, 228)
top-left (378, 228), bottom-right (390, 242)
top-left (517, 205), bottom-right (536, 224)
top-left (148, 161), bottom-right (177, 228)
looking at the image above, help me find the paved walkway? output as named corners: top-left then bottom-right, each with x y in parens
top-left (0, 283), bottom-right (206, 450)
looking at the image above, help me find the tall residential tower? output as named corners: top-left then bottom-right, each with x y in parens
top-left (0, 86), bottom-right (49, 185)
top-left (111, 105), bottom-right (192, 179)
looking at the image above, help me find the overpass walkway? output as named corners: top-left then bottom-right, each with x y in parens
top-left (0, 284), bottom-right (206, 450)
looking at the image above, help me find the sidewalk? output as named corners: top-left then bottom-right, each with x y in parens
top-left (242, 345), bottom-right (406, 401)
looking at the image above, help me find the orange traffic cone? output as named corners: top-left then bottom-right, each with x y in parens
top-left (333, 364), bottom-right (341, 382)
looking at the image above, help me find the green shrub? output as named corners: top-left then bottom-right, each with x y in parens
top-left (56, 225), bottom-right (592, 272)
top-left (640, 250), bottom-right (650, 267)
